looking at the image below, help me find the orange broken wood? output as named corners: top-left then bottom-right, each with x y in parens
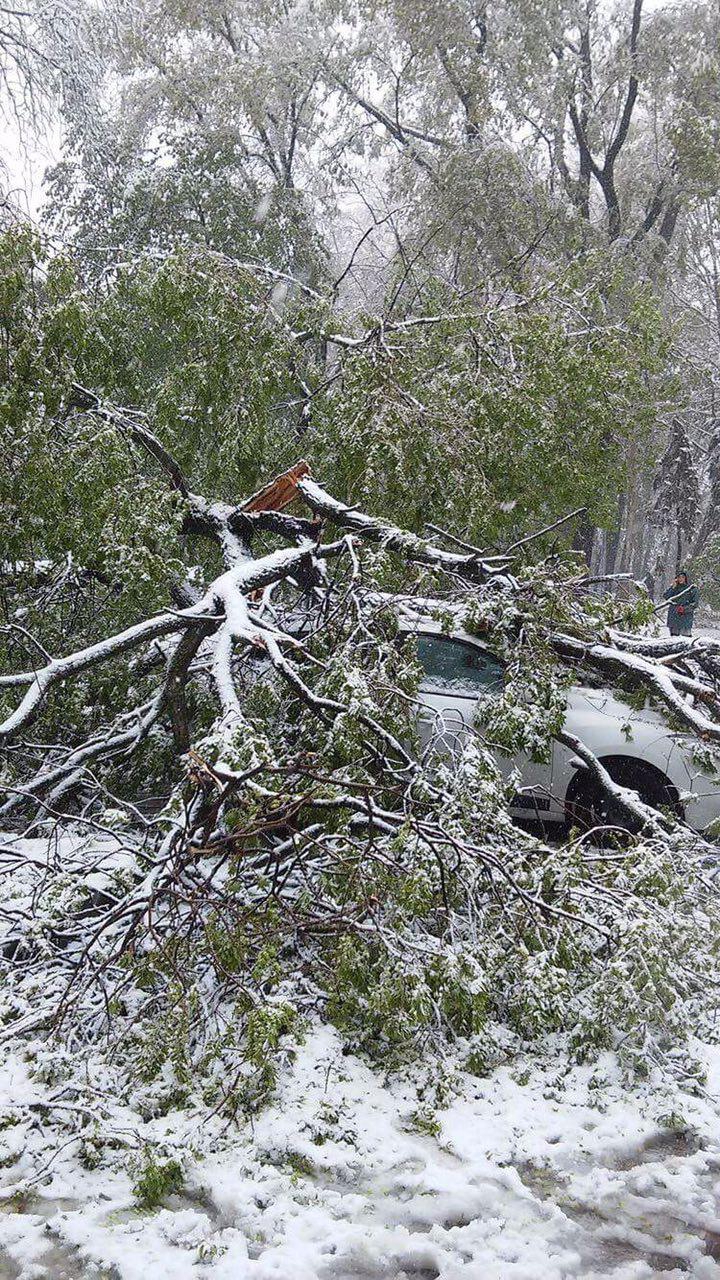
top-left (241, 460), bottom-right (311, 514)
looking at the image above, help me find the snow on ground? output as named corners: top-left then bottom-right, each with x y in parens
top-left (2, 1022), bottom-right (720, 1279)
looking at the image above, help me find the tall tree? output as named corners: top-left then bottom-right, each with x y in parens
top-left (647, 417), bottom-right (701, 592)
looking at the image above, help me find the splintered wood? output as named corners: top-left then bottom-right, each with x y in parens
top-left (241, 460), bottom-right (311, 514)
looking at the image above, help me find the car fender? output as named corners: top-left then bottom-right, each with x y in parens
top-left (557, 687), bottom-right (720, 828)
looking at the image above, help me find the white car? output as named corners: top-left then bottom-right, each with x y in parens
top-left (409, 622), bottom-right (720, 832)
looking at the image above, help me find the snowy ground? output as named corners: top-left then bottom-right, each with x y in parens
top-left (3, 1023), bottom-right (720, 1279)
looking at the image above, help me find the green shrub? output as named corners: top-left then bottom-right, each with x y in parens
top-left (133, 1155), bottom-right (184, 1209)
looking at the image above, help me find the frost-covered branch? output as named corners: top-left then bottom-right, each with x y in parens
top-left (297, 477), bottom-right (516, 587)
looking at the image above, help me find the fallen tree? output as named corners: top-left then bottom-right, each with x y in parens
top-left (2, 430), bottom-right (720, 1114)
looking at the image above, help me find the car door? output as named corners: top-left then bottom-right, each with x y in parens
top-left (415, 633), bottom-right (504, 750)
top-left (413, 632), bottom-right (556, 818)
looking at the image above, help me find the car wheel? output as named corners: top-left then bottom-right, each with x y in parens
top-left (565, 757), bottom-right (681, 835)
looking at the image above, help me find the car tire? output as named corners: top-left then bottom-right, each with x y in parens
top-left (565, 756), bottom-right (682, 835)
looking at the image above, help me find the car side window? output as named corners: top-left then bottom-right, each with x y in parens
top-left (415, 634), bottom-right (504, 696)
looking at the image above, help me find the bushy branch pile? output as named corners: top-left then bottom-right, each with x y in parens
top-left (2, 420), bottom-right (720, 1120)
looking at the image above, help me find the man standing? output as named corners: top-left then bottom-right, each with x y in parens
top-left (664, 571), bottom-right (699, 637)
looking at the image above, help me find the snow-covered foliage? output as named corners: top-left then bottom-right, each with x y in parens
top-left (4, 435), bottom-right (720, 1146)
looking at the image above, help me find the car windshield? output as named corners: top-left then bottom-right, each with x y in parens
top-left (415, 634), bottom-right (505, 696)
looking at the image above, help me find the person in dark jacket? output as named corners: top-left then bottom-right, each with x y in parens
top-left (664, 571), bottom-right (699, 636)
